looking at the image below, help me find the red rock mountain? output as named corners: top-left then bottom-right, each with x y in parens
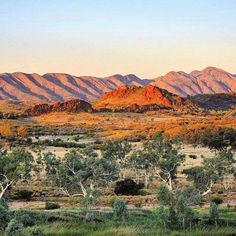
top-left (0, 72), bottom-right (150, 102)
top-left (151, 67), bottom-right (236, 96)
top-left (24, 99), bottom-right (93, 116)
top-left (93, 85), bottom-right (195, 112)
top-left (0, 67), bottom-right (235, 102)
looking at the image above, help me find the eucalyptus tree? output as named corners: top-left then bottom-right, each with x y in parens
top-left (102, 140), bottom-right (132, 179)
top-left (184, 148), bottom-right (235, 195)
top-left (130, 133), bottom-right (185, 190)
top-left (44, 146), bottom-right (119, 198)
top-left (0, 148), bottom-right (33, 199)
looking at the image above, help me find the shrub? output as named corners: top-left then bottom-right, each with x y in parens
top-left (45, 202), bottom-right (60, 210)
top-left (156, 185), bottom-right (173, 206)
top-left (4, 219), bottom-right (24, 236)
top-left (0, 204), bottom-right (11, 230)
top-left (209, 202), bottom-right (219, 226)
top-left (14, 210), bottom-right (36, 227)
top-left (189, 154), bottom-right (197, 159)
top-left (0, 198), bottom-right (9, 209)
top-left (113, 199), bottom-right (128, 221)
top-left (211, 196), bottom-right (223, 205)
top-left (85, 213), bottom-right (95, 222)
top-left (25, 227), bottom-right (44, 236)
top-left (14, 189), bottom-right (33, 201)
top-left (114, 179), bottom-right (144, 195)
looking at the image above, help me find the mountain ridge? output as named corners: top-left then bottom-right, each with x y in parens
top-left (0, 67), bottom-right (235, 102)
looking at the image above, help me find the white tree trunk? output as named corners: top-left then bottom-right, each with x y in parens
top-left (201, 179), bottom-right (213, 196)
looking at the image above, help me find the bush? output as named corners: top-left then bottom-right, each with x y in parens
top-left (14, 189), bottom-right (33, 201)
top-left (209, 202), bottom-right (219, 226)
top-left (189, 154), bottom-right (197, 159)
top-left (4, 219), bottom-right (24, 236)
top-left (25, 227), bottom-right (44, 236)
top-left (14, 210), bottom-right (36, 227)
top-left (114, 179), bottom-right (144, 195)
top-left (113, 199), bottom-right (128, 221)
top-left (0, 204), bottom-right (11, 230)
top-left (45, 202), bottom-right (60, 210)
top-left (211, 196), bottom-right (223, 205)
top-left (85, 213), bottom-right (95, 222)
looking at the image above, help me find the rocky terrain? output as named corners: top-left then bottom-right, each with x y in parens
top-left (93, 85), bottom-right (196, 112)
top-left (24, 99), bottom-right (93, 116)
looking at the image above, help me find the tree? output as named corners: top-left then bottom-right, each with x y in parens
top-left (133, 133), bottom-right (185, 190)
top-left (156, 185), bottom-right (197, 230)
top-left (184, 148), bottom-right (235, 195)
top-left (175, 186), bottom-right (201, 206)
top-left (129, 148), bottom-right (153, 188)
top-left (155, 205), bottom-right (168, 228)
top-left (209, 202), bottom-right (219, 227)
top-left (113, 199), bottom-right (128, 222)
top-left (156, 185), bottom-right (173, 206)
top-left (0, 120), bottom-right (14, 139)
top-left (0, 148), bottom-right (33, 199)
top-left (44, 147), bottom-right (118, 198)
top-left (102, 140), bottom-right (131, 179)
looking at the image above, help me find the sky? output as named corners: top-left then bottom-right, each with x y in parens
top-left (0, 0), bottom-right (235, 79)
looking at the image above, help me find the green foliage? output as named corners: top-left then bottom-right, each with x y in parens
top-left (4, 219), bottom-right (24, 236)
top-left (44, 147), bottom-right (118, 197)
top-left (14, 189), bottom-right (33, 201)
top-left (0, 148), bottom-right (33, 199)
top-left (45, 202), bottom-right (60, 210)
top-left (85, 213), bottom-right (95, 222)
top-left (209, 202), bottom-right (219, 226)
top-left (155, 205), bottom-right (168, 227)
top-left (211, 196), bottom-right (223, 205)
top-left (184, 148), bottom-right (235, 195)
top-left (131, 132), bottom-right (185, 190)
top-left (113, 199), bottom-right (129, 221)
top-left (156, 185), bottom-right (173, 206)
top-left (0, 203), bottom-right (10, 230)
top-left (25, 227), bottom-right (44, 236)
top-left (176, 186), bottom-right (201, 206)
top-left (14, 210), bottom-right (36, 226)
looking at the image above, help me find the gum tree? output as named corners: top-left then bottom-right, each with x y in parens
top-left (0, 148), bottom-right (33, 199)
top-left (44, 147), bottom-right (119, 198)
top-left (132, 133), bottom-right (185, 190)
top-left (184, 148), bottom-right (235, 195)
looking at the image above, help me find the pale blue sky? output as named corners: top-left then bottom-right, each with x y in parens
top-left (0, 0), bottom-right (235, 78)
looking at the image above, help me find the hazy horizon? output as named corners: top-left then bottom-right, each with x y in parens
top-left (0, 0), bottom-right (235, 78)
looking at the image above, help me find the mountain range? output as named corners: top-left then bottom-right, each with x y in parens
top-left (0, 67), bottom-right (235, 102)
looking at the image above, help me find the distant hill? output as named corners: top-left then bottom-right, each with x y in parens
top-left (190, 93), bottom-right (236, 110)
top-left (93, 85), bottom-right (196, 112)
top-left (0, 72), bottom-right (150, 102)
top-left (0, 67), bottom-right (235, 103)
top-left (151, 67), bottom-right (236, 96)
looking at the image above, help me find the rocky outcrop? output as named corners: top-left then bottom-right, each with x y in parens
top-left (24, 99), bottom-right (93, 116)
top-left (93, 85), bottom-right (196, 112)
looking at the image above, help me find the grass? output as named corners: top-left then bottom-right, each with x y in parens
top-left (1, 207), bottom-right (236, 236)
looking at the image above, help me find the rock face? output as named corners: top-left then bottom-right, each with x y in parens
top-left (24, 99), bottom-right (93, 116)
top-left (151, 67), bottom-right (236, 96)
top-left (93, 85), bottom-right (196, 112)
top-left (0, 72), bottom-right (150, 102)
top-left (190, 93), bottom-right (236, 110)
